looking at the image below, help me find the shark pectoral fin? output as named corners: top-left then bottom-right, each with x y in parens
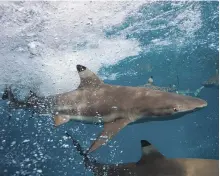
top-left (88, 118), bottom-right (131, 153)
top-left (137, 140), bottom-right (165, 165)
top-left (54, 115), bottom-right (70, 127)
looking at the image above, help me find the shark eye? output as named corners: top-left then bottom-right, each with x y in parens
top-left (173, 108), bottom-right (178, 112)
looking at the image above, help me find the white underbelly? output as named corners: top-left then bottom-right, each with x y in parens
top-left (69, 115), bottom-right (103, 123)
top-left (68, 113), bottom-right (125, 123)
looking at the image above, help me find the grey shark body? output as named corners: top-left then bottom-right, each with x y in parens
top-left (66, 133), bottom-right (218, 176)
top-left (202, 70), bottom-right (219, 88)
top-left (1, 65), bottom-right (207, 153)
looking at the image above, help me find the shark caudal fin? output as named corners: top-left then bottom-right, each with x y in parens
top-left (2, 86), bottom-right (9, 100)
top-left (65, 132), bottom-right (93, 169)
top-left (137, 140), bottom-right (165, 165)
top-left (2, 85), bottom-right (16, 102)
top-left (76, 65), bottom-right (104, 89)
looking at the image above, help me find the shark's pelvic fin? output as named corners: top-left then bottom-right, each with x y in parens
top-left (76, 65), bottom-right (104, 89)
top-left (54, 115), bottom-right (71, 127)
top-left (137, 140), bottom-right (165, 164)
top-left (88, 118), bottom-right (131, 153)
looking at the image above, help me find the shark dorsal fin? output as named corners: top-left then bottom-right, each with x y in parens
top-left (76, 65), bottom-right (104, 89)
top-left (137, 140), bottom-right (164, 165)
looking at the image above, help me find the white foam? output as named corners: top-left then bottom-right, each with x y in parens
top-left (113, 2), bottom-right (203, 51)
top-left (0, 1), bottom-right (145, 95)
top-left (173, 4), bottom-right (202, 36)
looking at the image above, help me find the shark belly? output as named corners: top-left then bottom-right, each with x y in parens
top-left (55, 103), bottom-right (130, 124)
top-left (68, 115), bottom-right (103, 123)
top-left (62, 113), bottom-right (123, 124)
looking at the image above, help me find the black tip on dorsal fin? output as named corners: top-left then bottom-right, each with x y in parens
top-left (141, 140), bottom-right (151, 147)
top-left (76, 64), bottom-right (104, 89)
top-left (76, 65), bottom-right (87, 72)
top-left (137, 140), bottom-right (164, 164)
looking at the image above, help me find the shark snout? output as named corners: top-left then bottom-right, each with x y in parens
top-left (197, 99), bottom-right (207, 108)
top-left (173, 95), bottom-right (208, 114)
top-left (194, 97), bottom-right (207, 107)
top-left (186, 97), bottom-right (207, 111)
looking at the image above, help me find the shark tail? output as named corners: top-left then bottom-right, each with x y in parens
top-left (2, 85), bottom-right (15, 101)
top-left (65, 133), bottom-right (94, 169)
top-left (2, 86), bottom-right (37, 106)
top-left (2, 86), bottom-right (9, 100)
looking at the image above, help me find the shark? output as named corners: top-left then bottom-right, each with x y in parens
top-left (1, 64), bottom-right (207, 153)
top-left (174, 87), bottom-right (204, 97)
top-left (66, 133), bottom-right (219, 176)
top-left (143, 76), bottom-right (204, 97)
top-left (143, 83), bottom-right (177, 92)
top-left (202, 69), bottom-right (219, 88)
top-left (143, 76), bottom-right (177, 92)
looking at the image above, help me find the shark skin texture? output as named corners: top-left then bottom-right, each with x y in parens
top-left (1, 65), bottom-right (208, 153)
top-left (66, 133), bottom-right (218, 176)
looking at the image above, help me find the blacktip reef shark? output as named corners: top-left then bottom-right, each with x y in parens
top-left (202, 69), bottom-right (219, 88)
top-left (143, 76), bottom-right (204, 97)
top-left (66, 133), bottom-right (218, 176)
top-left (1, 65), bottom-right (207, 153)
top-left (143, 76), bottom-right (178, 92)
top-left (175, 87), bottom-right (204, 97)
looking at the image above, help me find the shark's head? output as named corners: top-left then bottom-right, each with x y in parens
top-left (141, 91), bottom-right (207, 119)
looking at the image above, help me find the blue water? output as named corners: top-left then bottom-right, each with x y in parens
top-left (0, 2), bottom-right (219, 176)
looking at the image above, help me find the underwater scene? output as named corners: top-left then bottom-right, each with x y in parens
top-left (0, 1), bottom-right (219, 176)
